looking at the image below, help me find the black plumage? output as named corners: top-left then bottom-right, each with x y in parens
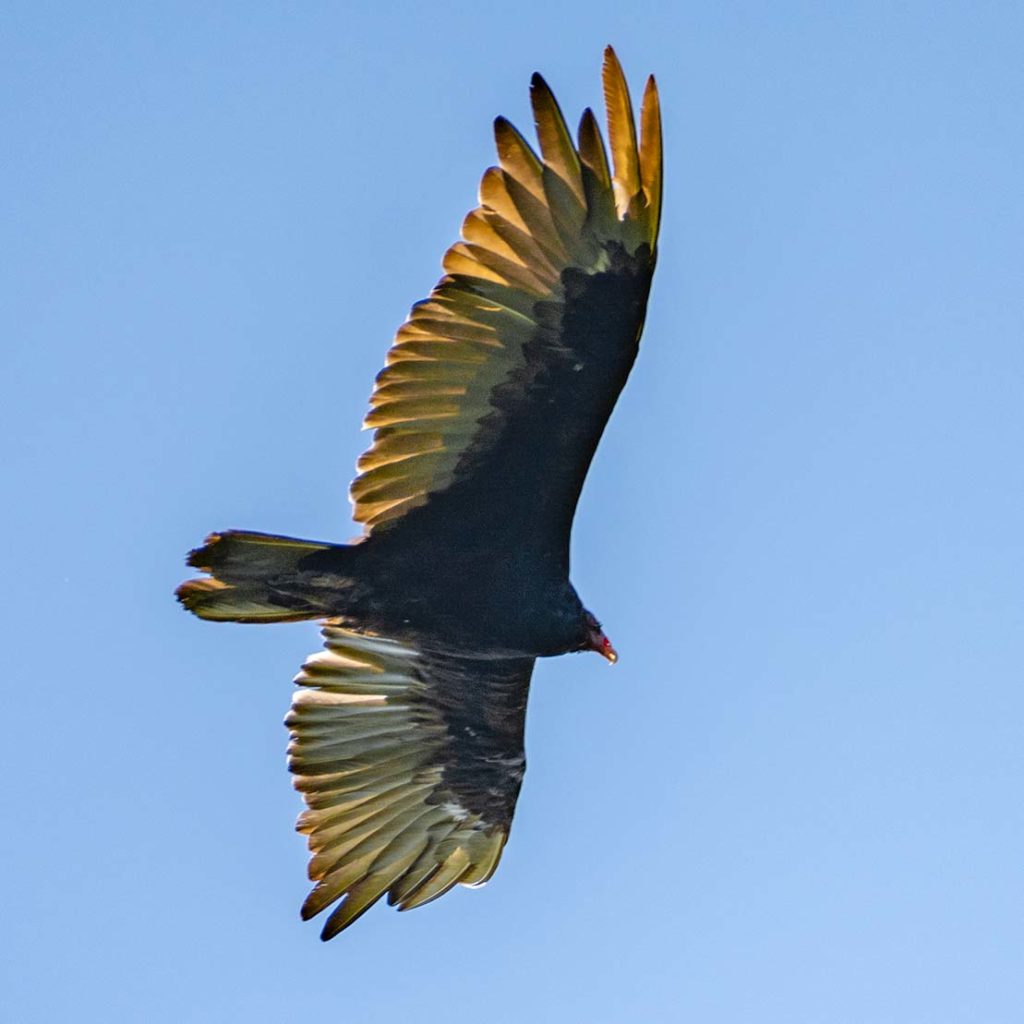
top-left (177, 47), bottom-right (662, 938)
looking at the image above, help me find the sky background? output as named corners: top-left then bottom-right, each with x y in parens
top-left (3, 3), bottom-right (1023, 1021)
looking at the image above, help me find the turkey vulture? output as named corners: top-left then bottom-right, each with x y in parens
top-left (177, 47), bottom-right (662, 939)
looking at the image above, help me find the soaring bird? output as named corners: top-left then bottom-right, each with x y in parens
top-left (177, 47), bottom-right (662, 939)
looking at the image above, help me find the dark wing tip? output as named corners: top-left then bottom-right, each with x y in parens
top-left (529, 71), bottom-right (557, 106)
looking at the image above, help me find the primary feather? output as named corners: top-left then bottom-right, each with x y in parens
top-left (177, 47), bottom-right (662, 938)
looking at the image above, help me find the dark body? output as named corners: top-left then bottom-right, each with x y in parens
top-left (291, 241), bottom-right (655, 657)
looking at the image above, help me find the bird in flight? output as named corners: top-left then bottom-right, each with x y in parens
top-left (177, 47), bottom-right (662, 939)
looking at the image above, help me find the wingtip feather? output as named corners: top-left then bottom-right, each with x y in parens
top-left (639, 73), bottom-right (663, 243)
top-left (601, 47), bottom-right (641, 221)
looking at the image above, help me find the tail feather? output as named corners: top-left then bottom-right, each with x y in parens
top-left (177, 530), bottom-right (348, 624)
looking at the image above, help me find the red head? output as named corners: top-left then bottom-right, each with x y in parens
top-left (582, 610), bottom-right (618, 664)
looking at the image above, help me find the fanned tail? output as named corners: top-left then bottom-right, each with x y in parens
top-left (176, 530), bottom-right (348, 623)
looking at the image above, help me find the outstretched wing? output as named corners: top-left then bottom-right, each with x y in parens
top-left (350, 48), bottom-right (662, 574)
top-left (287, 625), bottom-right (533, 939)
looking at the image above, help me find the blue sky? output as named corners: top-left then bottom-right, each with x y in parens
top-left (3, 3), bottom-right (1023, 1021)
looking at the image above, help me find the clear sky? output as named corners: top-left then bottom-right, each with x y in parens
top-left (3, 3), bottom-right (1023, 1022)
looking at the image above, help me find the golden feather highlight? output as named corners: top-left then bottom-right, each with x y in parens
top-left (349, 48), bottom-right (662, 534)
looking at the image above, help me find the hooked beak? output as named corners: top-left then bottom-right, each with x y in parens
top-left (588, 627), bottom-right (618, 665)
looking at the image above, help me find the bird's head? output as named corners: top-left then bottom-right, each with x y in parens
top-left (579, 609), bottom-right (618, 664)
top-left (542, 583), bottom-right (618, 663)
